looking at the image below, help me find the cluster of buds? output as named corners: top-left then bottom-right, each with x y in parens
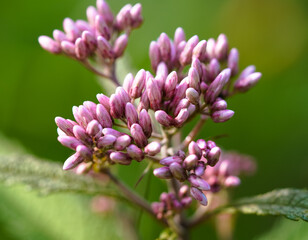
top-left (55, 88), bottom-right (163, 171)
top-left (154, 139), bottom-right (221, 206)
top-left (39, 0), bottom-right (142, 82)
top-left (151, 186), bottom-right (192, 219)
top-left (202, 151), bottom-right (256, 192)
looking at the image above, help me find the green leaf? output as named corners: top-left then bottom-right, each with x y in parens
top-left (227, 188), bottom-right (308, 221)
top-left (0, 154), bottom-right (122, 198)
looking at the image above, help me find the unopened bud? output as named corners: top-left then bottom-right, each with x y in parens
top-left (39, 36), bottom-right (61, 54)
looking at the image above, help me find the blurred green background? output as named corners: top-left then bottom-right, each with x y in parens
top-left (0, 0), bottom-right (308, 239)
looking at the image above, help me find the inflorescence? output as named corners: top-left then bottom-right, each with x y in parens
top-left (40, 0), bottom-right (261, 216)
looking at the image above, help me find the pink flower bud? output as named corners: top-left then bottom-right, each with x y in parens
top-left (73, 125), bottom-right (91, 143)
top-left (96, 93), bottom-right (110, 112)
top-left (61, 41), bottom-right (76, 56)
top-left (169, 162), bottom-right (187, 182)
top-left (158, 33), bottom-right (172, 62)
top-left (193, 40), bottom-right (207, 61)
top-left (211, 98), bottom-right (227, 111)
top-left (149, 41), bottom-right (161, 71)
top-left (190, 187), bottom-right (208, 206)
top-left (110, 152), bottom-right (132, 165)
top-left (95, 15), bottom-right (110, 40)
top-left (116, 4), bottom-right (132, 30)
top-left (155, 110), bottom-right (174, 127)
top-left (234, 72), bottom-right (262, 92)
top-left (194, 161), bottom-right (206, 177)
top-left (97, 135), bottom-right (117, 148)
top-left (146, 77), bottom-right (162, 110)
top-left (82, 31), bottom-right (97, 52)
top-left (188, 67), bottom-right (200, 92)
top-left (63, 152), bottom-right (84, 170)
top-left (76, 145), bottom-right (92, 159)
top-left (174, 99), bottom-right (190, 116)
top-left (207, 146), bottom-right (221, 166)
top-left (189, 174), bottom-right (211, 191)
top-left (96, 104), bottom-right (113, 127)
top-left (63, 18), bottom-right (80, 41)
top-left (188, 141), bottom-right (202, 159)
top-left (96, 0), bottom-right (114, 25)
top-left (164, 71), bottom-right (178, 100)
top-left (123, 73), bottom-right (134, 93)
top-left (97, 36), bottom-right (114, 59)
top-left (174, 27), bottom-right (186, 47)
top-left (180, 35), bottom-right (199, 65)
top-left (153, 167), bottom-right (172, 179)
top-left (228, 48), bottom-right (239, 76)
top-left (215, 34), bottom-right (228, 60)
top-left (156, 62), bottom-right (168, 89)
top-left (86, 120), bottom-right (102, 138)
top-left (86, 6), bottom-right (98, 27)
top-left (103, 128), bottom-right (124, 138)
top-left (110, 94), bottom-right (123, 118)
top-left (212, 109), bottom-right (234, 123)
top-left (126, 144), bottom-right (144, 162)
top-left (145, 142), bottom-right (161, 156)
top-left (113, 34), bottom-right (128, 58)
top-left (125, 102), bottom-right (138, 128)
top-left (174, 108), bottom-right (189, 127)
top-left (114, 135), bottom-right (131, 151)
top-left (130, 69), bottom-right (146, 98)
top-left (130, 3), bottom-right (143, 28)
top-left (138, 109), bottom-right (152, 138)
top-left (58, 136), bottom-right (82, 150)
top-left (183, 154), bottom-right (198, 170)
top-left (39, 36), bottom-right (61, 54)
top-left (186, 88), bottom-right (200, 105)
top-left (55, 117), bottom-right (74, 136)
top-left (206, 38), bottom-right (216, 59)
top-left (75, 38), bottom-right (88, 60)
top-left (75, 20), bottom-right (92, 32)
top-left (83, 101), bottom-right (97, 118)
top-left (160, 156), bottom-right (183, 166)
top-left (130, 123), bottom-right (148, 148)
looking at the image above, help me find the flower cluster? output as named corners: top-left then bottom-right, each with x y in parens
top-left (202, 151), bottom-right (256, 192)
top-left (39, 0), bottom-right (142, 83)
top-left (152, 185), bottom-right (192, 219)
top-left (40, 0), bottom-right (261, 222)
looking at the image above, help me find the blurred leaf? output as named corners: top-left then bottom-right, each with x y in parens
top-left (156, 228), bottom-right (177, 240)
top-left (226, 188), bottom-right (308, 221)
top-left (0, 154), bottom-right (122, 198)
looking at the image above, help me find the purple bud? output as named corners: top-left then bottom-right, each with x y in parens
top-left (183, 154), bottom-right (198, 170)
top-left (211, 98), bottom-right (227, 111)
top-left (160, 156), bottom-right (182, 166)
top-left (212, 109), bottom-right (234, 123)
top-left (174, 99), bottom-right (190, 116)
top-left (83, 101), bottom-right (97, 118)
top-left (180, 35), bottom-right (199, 65)
top-left (215, 34), bottom-right (228, 60)
top-left (79, 105), bottom-right (94, 124)
top-left (145, 142), bottom-right (161, 156)
top-left (193, 40), bottom-right (207, 61)
top-left (102, 128), bottom-right (124, 138)
top-left (179, 185), bottom-right (189, 198)
top-left (97, 135), bottom-right (117, 148)
top-left (186, 88), bottom-right (199, 105)
top-left (96, 0), bottom-right (114, 25)
top-left (75, 20), bottom-right (92, 32)
top-left (53, 30), bottom-right (67, 42)
top-left (190, 187), bottom-right (208, 206)
top-left (116, 4), bottom-right (132, 30)
top-left (58, 136), bottom-right (82, 150)
top-left (110, 94), bottom-right (123, 118)
top-left (156, 62), bottom-right (168, 89)
top-left (207, 146), bottom-right (221, 167)
top-left (114, 135), bottom-right (131, 151)
top-left (169, 162), bottom-right (187, 182)
top-left (138, 90), bottom-right (150, 112)
top-left (95, 15), bottom-right (110, 40)
top-left (153, 167), bottom-right (172, 179)
top-left (208, 58), bottom-right (221, 81)
top-left (206, 38), bottom-right (216, 59)
top-left (164, 71), bottom-right (178, 100)
top-left (181, 196), bottom-right (192, 207)
top-left (76, 145), bottom-right (92, 159)
top-left (196, 139), bottom-right (207, 150)
top-left (110, 152), bottom-right (132, 165)
top-left (155, 110), bottom-right (174, 127)
top-left (191, 58), bottom-right (203, 78)
top-left (224, 176), bottom-right (241, 187)
top-left (139, 109), bottom-right (152, 138)
top-left (238, 65), bottom-right (256, 80)
top-left (126, 144), bottom-right (144, 162)
top-left (174, 27), bottom-right (186, 46)
top-left (113, 34), bottom-right (128, 58)
top-left (55, 117), bottom-right (74, 136)
top-left (63, 18), bottom-right (80, 41)
top-left (187, 104), bottom-right (196, 116)
top-left (206, 140), bottom-right (216, 149)
top-left (86, 6), bottom-right (98, 27)
top-left (73, 125), bottom-right (91, 143)
top-left (174, 108), bottom-right (189, 127)
top-left (189, 174), bottom-right (211, 191)
top-left (96, 93), bottom-right (110, 112)
top-left (149, 41), bottom-right (161, 71)
top-left (228, 48), bottom-right (239, 76)
top-left (123, 73), bottom-right (134, 93)
top-left (175, 150), bottom-right (186, 160)
top-left (61, 41), bottom-right (76, 56)
top-left (38, 36), bottom-right (61, 54)
top-left (116, 87), bottom-right (130, 107)
top-left (158, 33), bottom-right (171, 62)
top-left (130, 123), bottom-right (148, 148)
top-left (200, 82), bottom-right (208, 93)
top-left (188, 141), bottom-right (202, 159)
top-left (75, 38), bottom-right (88, 60)
top-left (205, 68), bottom-right (231, 103)
top-left (130, 3), bottom-right (143, 28)
top-left (63, 152), bottom-right (84, 170)
top-left (130, 69), bottom-right (146, 98)
top-left (72, 106), bottom-right (85, 128)
top-left (125, 103), bottom-right (138, 128)
top-left (97, 36), bottom-right (114, 58)
top-left (188, 67), bottom-right (200, 92)
top-left (82, 31), bottom-right (97, 52)
top-left (86, 120), bottom-right (102, 138)
top-left (234, 72), bottom-right (262, 92)
top-left (147, 77), bottom-right (162, 111)
top-left (195, 161), bottom-right (206, 177)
